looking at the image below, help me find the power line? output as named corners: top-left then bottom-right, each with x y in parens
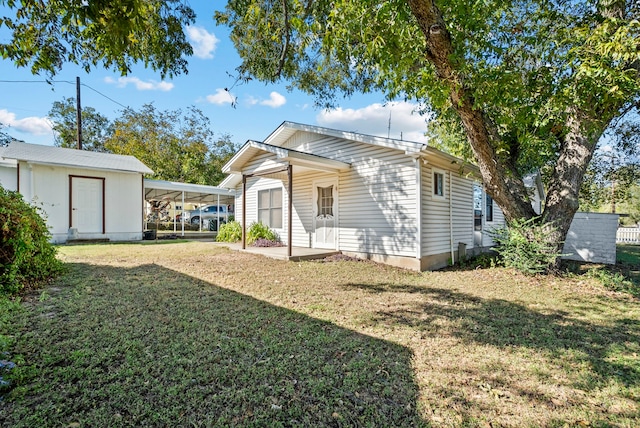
top-left (0, 79), bottom-right (129, 109)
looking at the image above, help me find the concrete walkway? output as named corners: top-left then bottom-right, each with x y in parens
top-left (213, 242), bottom-right (339, 261)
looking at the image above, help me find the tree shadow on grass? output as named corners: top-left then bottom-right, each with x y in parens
top-left (342, 282), bottom-right (640, 391)
top-left (1, 263), bottom-right (425, 427)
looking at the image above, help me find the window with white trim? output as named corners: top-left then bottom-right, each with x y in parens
top-left (486, 193), bottom-right (494, 222)
top-left (317, 185), bottom-right (334, 217)
top-left (258, 188), bottom-right (283, 228)
top-left (433, 171), bottom-right (444, 197)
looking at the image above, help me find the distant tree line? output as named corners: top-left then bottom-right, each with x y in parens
top-left (47, 98), bottom-right (237, 186)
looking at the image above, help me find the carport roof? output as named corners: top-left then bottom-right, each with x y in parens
top-left (144, 179), bottom-right (235, 203)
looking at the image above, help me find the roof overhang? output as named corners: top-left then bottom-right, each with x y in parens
top-left (265, 121), bottom-right (428, 152)
top-left (221, 140), bottom-right (350, 188)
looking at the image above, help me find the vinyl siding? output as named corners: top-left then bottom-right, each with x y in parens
top-left (421, 167), bottom-right (475, 256)
top-left (482, 196), bottom-right (506, 247)
top-left (17, 162), bottom-right (144, 243)
top-left (286, 132), bottom-right (418, 257)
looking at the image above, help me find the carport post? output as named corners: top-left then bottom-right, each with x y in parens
top-left (181, 191), bottom-right (185, 237)
top-left (242, 175), bottom-right (247, 249)
top-left (288, 164), bottom-right (292, 257)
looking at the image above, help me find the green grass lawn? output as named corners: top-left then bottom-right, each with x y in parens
top-left (1, 242), bottom-right (639, 427)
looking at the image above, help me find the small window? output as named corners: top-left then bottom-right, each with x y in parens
top-left (258, 188), bottom-right (283, 228)
top-left (317, 185), bottom-right (334, 217)
top-left (486, 194), bottom-right (494, 222)
top-left (433, 172), bottom-right (444, 197)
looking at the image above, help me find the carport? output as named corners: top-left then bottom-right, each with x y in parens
top-left (144, 179), bottom-right (236, 236)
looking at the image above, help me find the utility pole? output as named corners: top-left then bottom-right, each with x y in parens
top-left (76, 76), bottom-right (83, 150)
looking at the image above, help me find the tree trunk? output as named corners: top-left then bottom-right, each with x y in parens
top-left (542, 109), bottom-right (606, 253)
top-left (407, 0), bottom-right (537, 223)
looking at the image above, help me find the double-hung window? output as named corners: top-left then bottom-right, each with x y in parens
top-left (486, 194), bottom-right (494, 222)
top-left (433, 171), bottom-right (444, 197)
top-left (258, 188), bottom-right (283, 228)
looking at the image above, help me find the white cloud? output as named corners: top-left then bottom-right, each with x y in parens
top-left (260, 92), bottom-right (287, 108)
top-left (206, 88), bottom-right (235, 105)
top-left (0, 109), bottom-right (53, 136)
top-left (316, 101), bottom-right (430, 142)
top-left (104, 76), bottom-right (174, 91)
top-left (246, 92), bottom-right (287, 108)
top-left (186, 26), bottom-right (219, 59)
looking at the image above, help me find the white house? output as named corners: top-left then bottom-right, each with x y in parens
top-left (220, 122), bottom-right (507, 271)
top-left (1, 142), bottom-right (153, 243)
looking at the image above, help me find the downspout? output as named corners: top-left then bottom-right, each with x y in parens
top-left (28, 162), bottom-right (34, 202)
top-left (287, 164), bottom-right (293, 258)
top-left (414, 157), bottom-right (422, 262)
top-left (449, 171), bottom-right (454, 265)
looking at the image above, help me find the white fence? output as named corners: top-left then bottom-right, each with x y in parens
top-left (617, 227), bottom-right (640, 244)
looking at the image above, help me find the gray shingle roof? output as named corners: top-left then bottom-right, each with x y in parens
top-left (2, 141), bottom-right (153, 174)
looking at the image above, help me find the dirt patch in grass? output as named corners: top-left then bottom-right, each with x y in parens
top-left (1, 241), bottom-right (639, 427)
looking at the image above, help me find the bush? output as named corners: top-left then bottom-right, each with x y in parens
top-left (216, 221), bottom-right (242, 242)
top-left (490, 217), bottom-right (562, 275)
top-left (0, 186), bottom-right (63, 296)
top-left (247, 221), bottom-right (279, 245)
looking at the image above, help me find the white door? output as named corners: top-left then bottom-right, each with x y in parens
top-left (71, 177), bottom-right (103, 233)
top-left (313, 180), bottom-right (337, 249)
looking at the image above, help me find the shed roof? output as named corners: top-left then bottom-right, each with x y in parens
top-left (0, 147), bottom-right (18, 168)
top-left (2, 141), bottom-right (153, 174)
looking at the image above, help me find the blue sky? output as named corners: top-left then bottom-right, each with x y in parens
top-left (0, 3), bottom-right (431, 148)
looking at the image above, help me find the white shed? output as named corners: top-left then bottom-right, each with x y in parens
top-left (1, 142), bottom-right (153, 243)
top-left (220, 121), bottom-right (507, 271)
top-left (0, 147), bottom-right (18, 190)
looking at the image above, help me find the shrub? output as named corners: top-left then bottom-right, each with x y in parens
top-left (0, 186), bottom-right (63, 296)
top-left (216, 221), bottom-right (242, 242)
top-left (247, 221), bottom-right (279, 245)
top-left (585, 267), bottom-right (639, 297)
top-left (490, 217), bottom-right (562, 275)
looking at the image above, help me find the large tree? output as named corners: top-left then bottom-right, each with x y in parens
top-left (104, 103), bottom-right (236, 186)
top-left (48, 97), bottom-right (112, 152)
top-left (0, 0), bottom-right (195, 78)
top-left (216, 0), bottom-right (640, 254)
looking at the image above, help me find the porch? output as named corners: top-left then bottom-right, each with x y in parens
top-left (214, 242), bottom-right (340, 262)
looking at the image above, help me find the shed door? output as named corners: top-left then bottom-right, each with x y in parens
top-left (313, 180), bottom-right (337, 249)
top-left (71, 176), bottom-right (104, 233)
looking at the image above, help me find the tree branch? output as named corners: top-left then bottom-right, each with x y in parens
top-left (276, 0), bottom-right (290, 78)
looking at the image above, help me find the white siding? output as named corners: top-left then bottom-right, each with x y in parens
top-left (0, 164), bottom-right (17, 190)
top-left (234, 132), bottom-right (418, 257)
top-left (238, 176), bottom-right (287, 235)
top-left (451, 174), bottom-right (474, 249)
top-left (421, 166), bottom-right (452, 256)
top-left (482, 196), bottom-right (506, 247)
top-left (563, 212), bottom-right (619, 264)
top-left (17, 162), bottom-right (144, 243)
top-left (286, 133), bottom-right (418, 258)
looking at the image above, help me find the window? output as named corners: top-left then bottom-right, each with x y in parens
top-left (258, 188), bottom-right (283, 228)
top-left (486, 193), bottom-right (494, 222)
top-left (317, 185), bottom-right (334, 217)
top-left (433, 172), bottom-right (444, 197)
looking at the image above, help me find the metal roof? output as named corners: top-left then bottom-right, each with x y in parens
top-left (0, 147), bottom-right (18, 167)
top-left (2, 141), bottom-right (153, 174)
top-left (144, 179), bottom-right (235, 203)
